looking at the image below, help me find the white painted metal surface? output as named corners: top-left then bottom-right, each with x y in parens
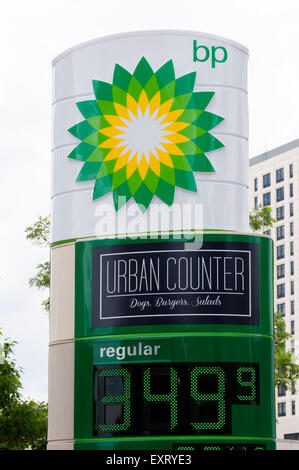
top-left (51, 30), bottom-right (249, 243)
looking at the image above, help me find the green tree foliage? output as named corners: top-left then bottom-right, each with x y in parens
top-left (249, 205), bottom-right (299, 391)
top-left (25, 215), bottom-right (50, 313)
top-left (274, 312), bottom-right (299, 391)
top-left (249, 204), bottom-right (276, 232)
top-left (0, 337), bottom-right (21, 408)
top-left (0, 330), bottom-right (47, 450)
top-left (25, 215), bottom-right (50, 247)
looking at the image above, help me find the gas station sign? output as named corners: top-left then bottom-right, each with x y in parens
top-left (49, 31), bottom-right (275, 452)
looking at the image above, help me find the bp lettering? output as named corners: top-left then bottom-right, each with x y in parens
top-left (193, 40), bottom-right (228, 68)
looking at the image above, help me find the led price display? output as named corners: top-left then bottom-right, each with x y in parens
top-left (173, 444), bottom-right (265, 451)
top-left (94, 362), bottom-right (259, 437)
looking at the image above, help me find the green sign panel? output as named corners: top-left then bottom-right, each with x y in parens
top-left (74, 233), bottom-right (275, 451)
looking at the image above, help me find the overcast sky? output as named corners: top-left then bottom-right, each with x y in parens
top-left (0, 0), bottom-right (299, 402)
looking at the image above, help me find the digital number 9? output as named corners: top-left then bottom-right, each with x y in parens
top-left (237, 367), bottom-right (256, 401)
top-left (191, 366), bottom-right (226, 431)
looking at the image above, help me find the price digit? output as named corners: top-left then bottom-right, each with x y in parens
top-left (237, 367), bottom-right (256, 401)
top-left (143, 367), bottom-right (178, 430)
top-left (176, 446), bottom-right (195, 450)
top-left (191, 366), bottom-right (226, 430)
top-left (203, 446), bottom-right (222, 451)
top-left (97, 368), bottom-right (131, 432)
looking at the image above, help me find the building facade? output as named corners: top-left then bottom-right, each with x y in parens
top-left (249, 138), bottom-right (299, 441)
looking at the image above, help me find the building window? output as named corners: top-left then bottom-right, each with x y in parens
top-left (277, 303), bottom-right (285, 315)
top-left (277, 245), bottom-right (285, 260)
top-left (291, 261), bottom-right (294, 276)
top-left (254, 197), bottom-right (258, 208)
top-left (290, 164), bottom-right (294, 178)
top-left (291, 300), bottom-right (295, 315)
top-left (290, 183), bottom-right (294, 197)
top-left (278, 402), bottom-right (286, 417)
top-left (291, 341), bottom-right (295, 353)
top-left (263, 230), bottom-right (271, 236)
top-left (290, 242), bottom-right (294, 256)
top-left (263, 192), bottom-right (271, 206)
top-left (291, 320), bottom-right (295, 335)
top-left (290, 222), bottom-right (294, 236)
top-left (276, 206), bottom-right (284, 221)
top-left (292, 382), bottom-right (296, 395)
top-left (277, 226), bottom-right (285, 241)
top-left (277, 303), bottom-right (285, 314)
top-left (254, 178), bottom-right (258, 191)
top-left (284, 432), bottom-right (299, 440)
top-left (276, 168), bottom-right (284, 183)
top-left (276, 187), bottom-right (284, 202)
top-left (278, 384), bottom-right (286, 397)
top-left (277, 284), bottom-right (285, 299)
top-left (263, 173), bottom-right (271, 188)
top-left (290, 203), bottom-right (294, 217)
top-left (291, 281), bottom-right (295, 296)
top-left (292, 401), bottom-right (296, 416)
top-left (277, 264), bottom-right (285, 279)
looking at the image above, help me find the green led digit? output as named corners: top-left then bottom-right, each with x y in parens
top-left (98, 368), bottom-right (131, 432)
top-left (237, 367), bottom-right (256, 401)
top-left (203, 446), bottom-right (221, 451)
top-left (143, 367), bottom-right (178, 430)
top-left (191, 366), bottom-right (225, 431)
top-left (176, 446), bottom-right (195, 450)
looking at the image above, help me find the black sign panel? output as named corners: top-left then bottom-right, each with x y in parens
top-left (91, 241), bottom-right (259, 328)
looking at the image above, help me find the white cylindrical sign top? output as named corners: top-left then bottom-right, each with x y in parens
top-left (51, 30), bottom-right (249, 243)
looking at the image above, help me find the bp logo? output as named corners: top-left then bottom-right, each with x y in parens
top-left (68, 57), bottom-right (224, 211)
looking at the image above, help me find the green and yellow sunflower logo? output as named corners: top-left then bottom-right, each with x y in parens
top-left (68, 57), bottom-right (224, 210)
